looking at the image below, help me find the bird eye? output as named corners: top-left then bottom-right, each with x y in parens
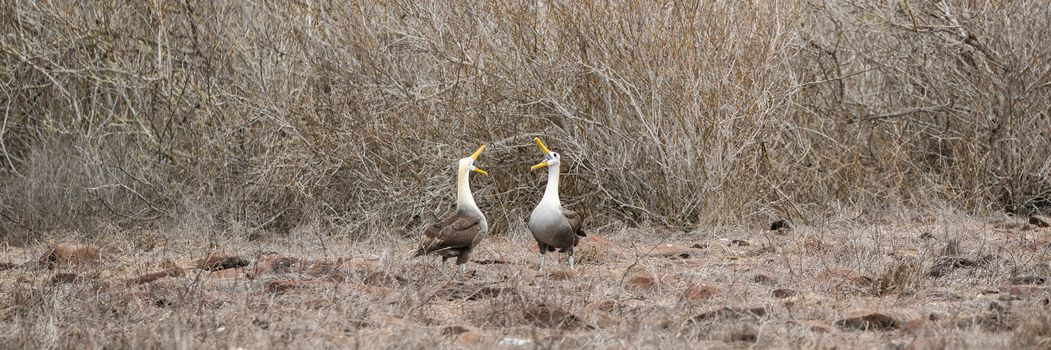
top-left (552, 153), bottom-right (559, 158)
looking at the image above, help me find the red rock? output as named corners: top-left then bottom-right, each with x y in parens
top-left (627, 272), bottom-right (660, 289)
top-left (253, 255), bottom-right (299, 275)
top-left (648, 244), bottom-right (696, 259)
top-left (684, 283), bottom-right (721, 303)
top-left (523, 303), bottom-right (591, 330)
top-left (208, 268), bottom-right (246, 279)
top-left (264, 279), bottom-right (333, 293)
top-left (195, 252), bottom-right (249, 271)
top-left (127, 267), bottom-right (185, 285)
top-left (791, 320), bottom-right (837, 333)
top-left (835, 310), bottom-right (900, 330)
top-left (1030, 214), bottom-right (1051, 228)
top-left (458, 330), bottom-right (485, 345)
top-left (39, 243), bottom-right (99, 269)
top-left (586, 299), bottom-right (617, 312)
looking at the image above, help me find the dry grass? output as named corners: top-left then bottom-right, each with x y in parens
top-left (1, 1), bottom-right (1049, 237)
top-left (0, 215), bottom-right (1049, 349)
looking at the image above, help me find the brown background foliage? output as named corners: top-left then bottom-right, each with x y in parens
top-left (1, 1), bottom-right (1049, 237)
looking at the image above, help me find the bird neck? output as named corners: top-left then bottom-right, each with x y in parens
top-left (540, 163), bottom-right (561, 206)
top-left (455, 167), bottom-right (479, 213)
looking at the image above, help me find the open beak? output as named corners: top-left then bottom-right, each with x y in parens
top-left (531, 137), bottom-right (552, 170)
top-left (534, 137), bottom-right (551, 155)
top-left (469, 145), bottom-right (486, 161)
top-left (469, 145), bottom-right (488, 175)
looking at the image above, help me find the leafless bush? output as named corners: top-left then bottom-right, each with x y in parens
top-left (1, 1), bottom-right (1048, 237)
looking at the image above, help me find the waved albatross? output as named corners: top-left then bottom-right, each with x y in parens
top-left (528, 137), bottom-right (586, 270)
top-left (414, 145), bottom-right (489, 273)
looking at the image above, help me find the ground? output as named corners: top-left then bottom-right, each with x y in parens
top-left (1, 214), bottom-right (1050, 349)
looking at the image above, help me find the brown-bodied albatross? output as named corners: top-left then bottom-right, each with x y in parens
top-left (528, 137), bottom-right (586, 270)
top-left (414, 145), bottom-right (489, 273)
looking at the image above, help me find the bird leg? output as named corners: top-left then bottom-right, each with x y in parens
top-left (538, 254), bottom-right (546, 271)
top-left (458, 264), bottom-right (467, 274)
top-left (568, 254), bottom-right (575, 270)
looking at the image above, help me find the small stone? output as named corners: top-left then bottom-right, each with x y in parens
top-left (772, 288), bottom-right (798, 298)
top-left (729, 239), bottom-right (751, 247)
top-left (728, 326), bottom-right (758, 342)
top-left (195, 252), bottom-right (249, 271)
top-left (684, 283), bottom-right (722, 303)
top-left (1009, 275), bottom-right (1045, 285)
top-left (39, 243), bottom-right (99, 269)
top-left (208, 267), bottom-right (246, 279)
top-left (252, 255), bottom-right (299, 276)
top-left (523, 303), bottom-right (591, 330)
top-left (627, 272), bottom-right (662, 290)
top-left (1030, 214), bottom-right (1051, 228)
top-left (770, 219), bottom-right (791, 232)
top-left (834, 310), bottom-right (901, 331)
top-left (753, 273), bottom-right (778, 285)
top-left (649, 244), bottom-right (695, 259)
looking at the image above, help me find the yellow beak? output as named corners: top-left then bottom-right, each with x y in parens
top-left (472, 167), bottom-right (489, 176)
top-left (469, 145), bottom-right (486, 160)
top-left (530, 161), bottom-right (549, 171)
top-left (533, 137), bottom-right (551, 155)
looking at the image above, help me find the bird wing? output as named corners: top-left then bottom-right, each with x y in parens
top-left (560, 207), bottom-right (586, 237)
top-left (415, 212), bottom-right (483, 255)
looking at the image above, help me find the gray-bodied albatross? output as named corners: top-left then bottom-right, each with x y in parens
top-left (528, 137), bottom-right (586, 270)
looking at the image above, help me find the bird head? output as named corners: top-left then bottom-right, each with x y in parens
top-left (459, 145), bottom-right (489, 176)
top-left (530, 137), bottom-right (561, 170)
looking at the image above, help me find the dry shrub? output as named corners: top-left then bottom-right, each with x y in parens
top-left (1, 1), bottom-right (1049, 237)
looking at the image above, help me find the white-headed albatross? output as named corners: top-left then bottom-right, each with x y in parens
top-left (528, 137), bottom-right (586, 270)
top-left (414, 145), bottom-right (489, 273)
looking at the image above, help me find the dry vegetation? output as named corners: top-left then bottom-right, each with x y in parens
top-left (2, 0), bottom-right (1051, 348)
top-left (2, 215), bottom-right (1051, 349)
